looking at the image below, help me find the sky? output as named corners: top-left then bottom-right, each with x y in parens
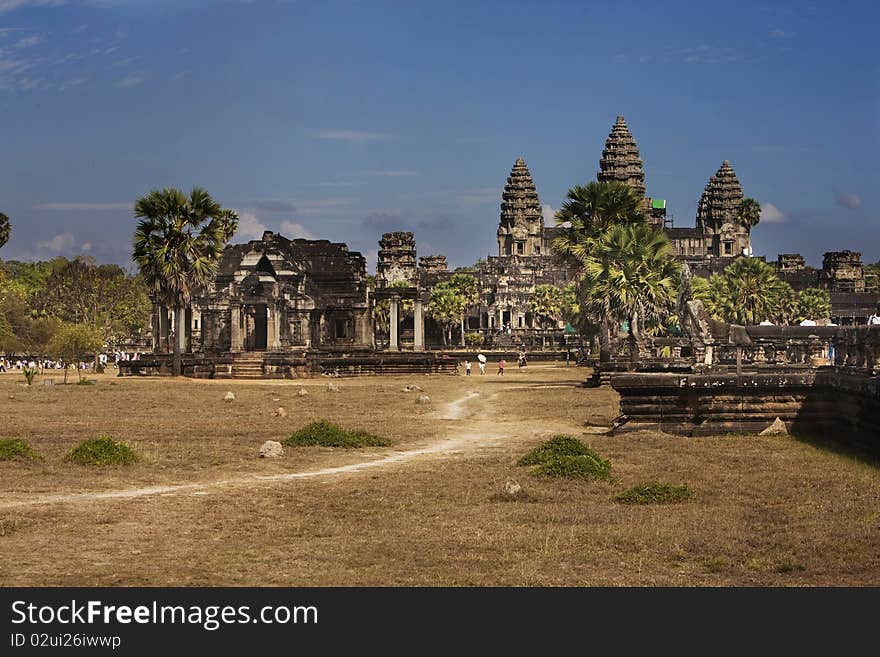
top-left (0, 0), bottom-right (878, 272)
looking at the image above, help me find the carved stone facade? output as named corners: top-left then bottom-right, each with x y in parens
top-left (419, 255), bottom-right (448, 275)
top-left (820, 250), bottom-right (865, 293)
top-left (497, 158), bottom-right (546, 256)
top-left (597, 115), bottom-right (646, 198)
top-left (377, 231), bottom-right (417, 287)
top-left (154, 231), bottom-right (371, 354)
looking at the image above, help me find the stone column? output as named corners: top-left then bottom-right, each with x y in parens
top-left (389, 296), bottom-right (400, 352)
top-left (498, 308), bottom-right (504, 330)
top-left (151, 305), bottom-right (160, 353)
top-left (158, 306), bottom-right (170, 353)
top-left (266, 305), bottom-right (276, 352)
top-left (272, 304), bottom-right (282, 351)
top-left (230, 306), bottom-right (242, 353)
top-left (176, 307), bottom-right (187, 355)
top-left (413, 298), bottom-right (425, 352)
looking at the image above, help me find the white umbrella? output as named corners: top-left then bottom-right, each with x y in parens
top-left (477, 354), bottom-right (487, 363)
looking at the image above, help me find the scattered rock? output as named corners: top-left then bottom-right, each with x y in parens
top-left (259, 440), bottom-right (284, 458)
top-left (273, 407), bottom-right (288, 418)
top-left (8, 394), bottom-right (14, 400)
top-left (271, 397), bottom-right (281, 403)
top-left (416, 394), bottom-right (431, 404)
top-left (326, 383), bottom-right (340, 393)
top-left (501, 479), bottom-right (523, 499)
top-left (759, 417), bottom-right (788, 436)
top-left (223, 391), bottom-right (236, 402)
top-left (403, 384), bottom-right (424, 393)
top-left (297, 387), bottom-right (309, 397)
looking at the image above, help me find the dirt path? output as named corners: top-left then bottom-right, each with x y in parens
top-left (0, 387), bottom-right (504, 510)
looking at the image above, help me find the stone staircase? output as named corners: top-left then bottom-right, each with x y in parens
top-left (214, 352), bottom-right (265, 379)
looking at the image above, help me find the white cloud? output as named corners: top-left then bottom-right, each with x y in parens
top-left (835, 192), bottom-right (862, 210)
top-left (0, 1), bottom-right (69, 13)
top-left (116, 73), bottom-right (143, 88)
top-left (36, 232), bottom-right (77, 253)
top-left (759, 202), bottom-right (786, 223)
top-left (769, 28), bottom-right (793, 38)
top-left (306, 129), bottom-right (394, 144)
top-left (279, 221), bottom-right (316, 240)
top-left (15, 34), bottom-right (47, 48)
top-left (542, 204), bottom-right (556, 223)
top-left (454, 188), bottom-right (497, 207)
top-left (362, 170), bottom-right (419, 177)
top-left (33, 201), bottom-right (129, 210)
top-left (233, 211), bottom-right (268, 240)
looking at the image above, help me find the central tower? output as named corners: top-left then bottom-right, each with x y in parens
top-left (597, 115), bottom-right (646, 198)
top-left (497, 157), bottom-right (544, 257)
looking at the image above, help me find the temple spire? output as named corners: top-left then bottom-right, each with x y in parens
top-left (498, 157), bottom-right (544, 257)
top-left (597, 115), bottom-right (646, 197)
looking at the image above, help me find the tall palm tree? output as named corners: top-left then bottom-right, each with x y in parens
top-left (796, 287), bottom-right (831, 323)
top-left (133, 188), bottom-right (238, 376)
top-left (582, 222), bottom-right (680, 366)
top-left (738, 198), bottom-right (761, 229)
top-left (704, 257), bottom-right (794, 325)
top-left (0, 212), bottom-right (10, 250)
top-left (529, 284), bottom-right (564, 328)
top-left (552, 180), bottom-right (646, 362)
top-left (450, 272), bottom-right (479, 346)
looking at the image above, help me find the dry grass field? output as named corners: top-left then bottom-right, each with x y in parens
top-left (1, 363), bottom-right (879, 586)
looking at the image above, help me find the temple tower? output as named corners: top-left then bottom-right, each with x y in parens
top-left (695, 160), bottom-right (750, 257)
top-left (821, 251), bottom-right (865, 293)
top-left (597, 115), bottom-right (646, 198)
top-left (497, 157), bottom-right (544, 257)
top-left (377, 231), bottom-right (417, 287)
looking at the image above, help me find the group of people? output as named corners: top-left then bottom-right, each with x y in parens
top-left (0, 351), bottom-right (142, 374)
top-left (461, 355), bottom-right (520, 376)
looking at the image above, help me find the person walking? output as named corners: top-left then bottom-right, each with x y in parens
top-left (869, 304), bottom-right (880, 325)
top-left (464, 360), bottom-right (472, 376)
top-left (497, 358), bottom-right (506, 375)
top-left (478, 359), bottom-right (485, 375)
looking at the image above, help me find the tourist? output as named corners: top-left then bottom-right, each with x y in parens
top-left (478, 359), bottom-right (486, 375)
top-left (869, 305), bottom-right (880, 325)
top-left (464, 360), bottom-right (471, 376)
top-left (497, 358), bottom-right (505, 375)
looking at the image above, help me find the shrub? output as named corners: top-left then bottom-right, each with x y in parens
top-left (22, 365), bottom-right (38, 386)
top-left (65, 436), bottom-right (138, 466)
top-left (0, 437), bottom-right (39, 461)
top-left (534, 454), bottom-right (612, 480)
top-left (282, 420), bottom-right (391, 449)
top-left (518, 435), bottom-right (605, 466)
top-left (76, 379), bottom-right (96, 386)
top-left (615, 482), bottom-right (694, 505)
top-left (465, 332), bottom-right (484, 346)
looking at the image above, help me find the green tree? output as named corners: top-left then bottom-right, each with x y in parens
top-left (552, 180), bottom-right (648, 362)
top-left (449, 272), bottom-right (478, 346)
top-left (581, 222), bottom-right (680, 365)
top-left (0, 212), bottom-right (10, 250)
top-left (796, 287), bottom-right (832, 323)
top-left (428, 282), bottom-right (466, 346)
top-left (738, 198), bottom-right (761, 229)
top-left (133, 188), bottom-right (238, 376)
top-left (701, 257), bottom-right (796, 325)
top-left (36, 257), bottom-right (151, 355)
top-left (529, 284), bottom-right (565, 328)
top-left (47, 322), bottom-right (104, 383)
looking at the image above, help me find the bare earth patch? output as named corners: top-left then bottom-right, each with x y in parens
top-left (0, 365), bottom-right (878, 586)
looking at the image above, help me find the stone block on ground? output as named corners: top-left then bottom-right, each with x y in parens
top-left (273, 407), bottom-right (288, 418)
top-left (416, 394), bottom-right (431, 404)
top-left (259, 440), bottom-right (284, 458)
top-left (223, 391), bottom-right (235, 402)
top-left (759, 417), bottom-right (788, 436)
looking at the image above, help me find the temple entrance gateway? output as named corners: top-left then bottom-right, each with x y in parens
top-left (247, 303), bottom-right (268, 351)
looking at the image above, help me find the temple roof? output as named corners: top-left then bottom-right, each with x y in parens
top-left (696, 160), bottom-right (743, 228)
top-left (500, 157), bottom-right (542, 229)
top-left (597, 115), bottom-right (646, 197)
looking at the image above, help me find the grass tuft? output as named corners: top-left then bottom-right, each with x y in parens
top-left (282, 419), bottom-right (391, 449)
top-left (65, 436), bottom-right (138, 466)
top-left (0, 437), bottom-right (40, 461)
top-left (533, 454), bottom-right (612, 480)
top-left (517, 434), bottom-right (605, 466)
top-left (615, 482), bottom-right (694, 505)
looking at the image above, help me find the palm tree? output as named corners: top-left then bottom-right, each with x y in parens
top-left (133, 188), bottom-right (238, 376)
top-left (552, 180), bottom-right (647, 362)
top-left (449, 272), bottom-right (479, 346)
top-left (796, 287), bottom-right (831, 323)
top-left (738, 198), bottom-right (761, 229)
top-left (703, 257), bottom-right (795, 325)
top-left (428, 281), bottom-right (465, 346)
top-left (0, 212), bottom-right (10, 250)
top-left (529, 284), bottom-right (564, 328)
top-left (582, 222), bottom-right (680, 366)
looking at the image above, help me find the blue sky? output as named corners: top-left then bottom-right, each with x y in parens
top-left (1, 0), bottom-right (877, 272)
